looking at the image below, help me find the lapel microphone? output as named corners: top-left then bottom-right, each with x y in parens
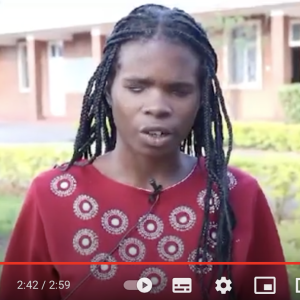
top-left (148, 178), bottom-right (163, 204)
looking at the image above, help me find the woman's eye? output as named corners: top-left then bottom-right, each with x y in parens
top-left (127, 86), bottom-right (144, 93)
top-left (171, 90), bottom-right (190, 97)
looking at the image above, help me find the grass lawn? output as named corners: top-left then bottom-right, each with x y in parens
top-left (0, 195), bottom-right (22, 262)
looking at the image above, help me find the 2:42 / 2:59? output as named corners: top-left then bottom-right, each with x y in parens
top-left (17, 280), bottom-right (70, 290)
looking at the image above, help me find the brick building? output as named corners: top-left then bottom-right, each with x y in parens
top-left (0, 0), bottom-right (299, 122)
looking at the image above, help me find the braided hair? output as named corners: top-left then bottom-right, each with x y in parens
top-left (67, 4), bottom-right (235, 299)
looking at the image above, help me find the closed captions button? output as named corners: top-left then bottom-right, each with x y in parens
top-left (124, 280), bottom-right (138, 290)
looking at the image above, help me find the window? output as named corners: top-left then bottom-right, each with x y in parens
top-left (50, 43), bottom-right (63, 58)
top-left (17, 42), bottom-right (30, 91)
top-left (227, 22), bottom-right (261, 86)
top-left (289, 21), bottom-right (300, 47)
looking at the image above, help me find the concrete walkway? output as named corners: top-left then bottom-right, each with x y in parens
top-left (0, 122), bottom-right (76, 144)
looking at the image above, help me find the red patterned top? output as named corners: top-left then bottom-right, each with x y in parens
top-left (0, 161), bottom-right (290, 300)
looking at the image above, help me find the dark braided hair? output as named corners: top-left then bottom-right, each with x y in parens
top-left (66, 4), bottom-right (235, 299)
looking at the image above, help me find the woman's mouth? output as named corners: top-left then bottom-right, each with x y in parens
top-left (146, 131), bottom-right (169, 137)
top-left (140, 126), bottom-right (173, 148)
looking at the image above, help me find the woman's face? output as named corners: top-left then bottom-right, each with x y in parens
top-left (110, 38), bottom-right (201, 157)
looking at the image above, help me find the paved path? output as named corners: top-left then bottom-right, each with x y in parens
top-left (0, 122), bottom-right (76, 144)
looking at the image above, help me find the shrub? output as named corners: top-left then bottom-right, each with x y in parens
top-left (1, 145), bottom-right (299, 199)
top-left (278, 83), bottom-right (300, 124)
top-left (76, 121), bottom-right (300, 152)
top-left (224, 122), bottom-right (300, 152)
top-left (0, 145), bottom-right (71, 195)
top-left (75, 120), bottom-right (300, 152)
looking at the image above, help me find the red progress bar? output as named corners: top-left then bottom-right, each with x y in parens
top-left (0, 262), bottom-right (299, 265)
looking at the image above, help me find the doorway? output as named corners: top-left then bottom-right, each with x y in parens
top-left (291, 46), bottom-right (300, 83)
top-left (48, 41), bottom-right (66, 116)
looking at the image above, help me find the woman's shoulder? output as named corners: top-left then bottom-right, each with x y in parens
top-left (228, 165), bottom-right (259, 185)
top-left (28, 160), bottom-right (95, 197)
top-left (227, 165), bottom-right (262, 199)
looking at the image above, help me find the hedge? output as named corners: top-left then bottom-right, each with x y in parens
top-left (1, 145), bottom-right (300, 202)
top-left (278, 83), bottom-right (300, 124)
top-left (76, 121), bottom-right (300, 152)
top-left (225, 122), bottom-right (300, 152)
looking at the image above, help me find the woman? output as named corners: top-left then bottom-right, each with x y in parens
top-left (0, 4), bottom-right (290, 300)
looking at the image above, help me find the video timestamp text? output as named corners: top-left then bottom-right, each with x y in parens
top-left (17, 280), bottom-right (70, 290)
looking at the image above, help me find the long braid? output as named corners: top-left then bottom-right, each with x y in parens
top-left (66, 4), bottom-right (235, 299)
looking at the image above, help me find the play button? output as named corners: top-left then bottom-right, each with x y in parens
top-left (137, 278), bottom-right (152, 293)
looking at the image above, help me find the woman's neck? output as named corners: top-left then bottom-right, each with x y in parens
top-left (94, 145), bottom-right (197, 191)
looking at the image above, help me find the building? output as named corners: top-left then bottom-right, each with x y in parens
top-left (0, 0), bottom-right (299, 122)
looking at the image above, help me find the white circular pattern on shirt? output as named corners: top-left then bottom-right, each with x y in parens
top-left (140, 267), bottom-right (167, 294)
top-left (101, 209), bottom-right (129, 235)
top-left (227, 171), bottom-right (237, 190)
top-left (73, 229), bottom-right (99, 256)
top-left (157, 235), bottom-right (184, 261)
top-left (188, 248), bottom-right (213, 274)
top-left (137, 214), bottom-right (164, 240)
top-left (119, 238), bottom-right (146, 262)
top-left (73, 194), bottom-right (99, 220)
top-left (90, 253), bottom-right (117, 280)
top-left (207, 222), bottom-right (218, 248)
top-left (50, 173), bottom-right (77, 197)
top-left (169, 206), bottom-right (196, 231)
top-left (197, 190), bottom-right (220, 214)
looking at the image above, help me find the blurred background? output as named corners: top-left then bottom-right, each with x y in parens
top-left (0, 0), bottom-right (299, 297)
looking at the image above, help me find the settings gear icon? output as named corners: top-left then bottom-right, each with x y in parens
top-left (215, 276), bottom-right (232, 294)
